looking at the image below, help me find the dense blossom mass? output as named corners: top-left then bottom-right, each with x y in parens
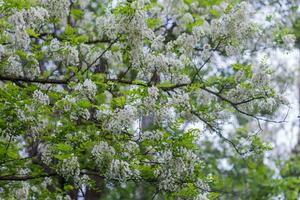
top-left (0, 0), bottom-right (298, 199)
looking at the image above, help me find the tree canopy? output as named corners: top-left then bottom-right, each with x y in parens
top-left (0, 0), bottom-right (299, 199)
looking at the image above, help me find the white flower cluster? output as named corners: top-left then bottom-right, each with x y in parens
top-left (156, 106), bottom-right (176, 125)
top-left (70, 108), bottom-right (90, 121)
top-left (95, 14), bottom-right (117, 39)
top-left (9, 7), bottom-right (49, 30)
top-left (121, 141), bottom-right (139, 158)
top-left (105, 105), bottom-right (138, 133)
top-left (156, 170), bottom-right (177, 191)
top-left (17, 109), bottom-right (27, 121)
top-left (225, 45), bottom-right (240, 57)
top-left (178, 147), bottom-right (199, 161)
top-left (16, 105), bottom-right (36, 122)
top-left (33, 90), bottom-right (50, 105)
top-left (282, 34), bottom-right (296, 49)
top-left (38, 143), bottom-right (52, 165)
top-left (179, 12), bottom-right (194, 25)
top-left (74, 79), bottom-right (97, 97)
top-left (78, 0), bottom-right (91, 9)
top-left (103, 4), bottom-right (150, 42)
top-left (211, 2), bottom-right (256, 55)
top-left (24, 56), bottom-right (41, 79)
top-left (65, 45), bottom-right (79, 65)
top-left (49, 38), bottom-right (60, 52)
top-left (124, 9), bottom-right (154, 46)
top-left (193, 194), bottom-right (209, 200)
top-left (57, 96), bottom-right (90, 121)
top-left (60, 95), bottom-right (77, 112)
top-left (158, 150), bottom-right (173, 163)
top-left (151, 35), bottom-right (165, 51)
top-left (15, 182), bottom-right (30, 199)
top-left (143, 54), bottom-right (166, 72)
top-left (95, 105), bottom-right (111, 120)
top-left (154, 148), bottom-right (201, 192)
top-left (141, 130), bottom-right (164, 141)
top-left (41, 177), bottom-right (52, 189)
top-left (259, 98), bottom-right (277, 112)
top-left (39, 0), bottom-right (70, 19)
top-left (5, 55), bottom-right (24, 77)
top-left (9, 7), bottom-right (49, 49)
top-left (215, 2), bottom-right (255, 38)
top-left (172, 74), bottom-right (191, 85)
top-left (142, 52), bottom-right (185, 76)
top-left (195, 180), bottom-right (210, 192)
top-left (0, 44), bottom-right (6, 56)
top-left (30, 118), bottom-right (49, 138)
top-left (92, 141), bottom-right (115, 166)
top-left (107, 159), bottom-right (137, 182)
top-left (170, 92), bottom-right (190, 108)
top-left (168, 33), bottom-right (198, 57)
top-left (148, 86), bottom-right (159, 99)
top-left (59, 156), bottom-right (80, 179)
top-left (83, 79), bottom-right (97, 96)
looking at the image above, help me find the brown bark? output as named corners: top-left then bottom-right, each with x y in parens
top-left (85, 175), bottom-right (106, 200)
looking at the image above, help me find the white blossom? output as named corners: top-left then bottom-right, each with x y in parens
top-left (0, 44), bottom-right (6, 55)
top-left (192, 26), bottom-right (205, 39)
top-left (78, 0), bottom-right (91, 8)
top-left (282, 34), bottom-right (296, 49)
top-left (61, 95), bottom-right (77, 111)
top-left (193, 194), bottom-right (209, 200)
top-left (83, 79), bottom-right (97, 97)
top-left (38, 143), bottom-right (52, 165)
top-left (105, 105), bottom-right (138, 133)
top-left (49, 38), bottom-right (60, 52)
top-left (148, 86), bottom-right (159, 99)
top-left (65, 45), bottom-right (79, 65)
top-left (13, 29), bottom-right (30, 49)
top-left (9, 7), bottom-right (48, 29)
top-left (79, 108), bottom-right (90, 120)
top-left (92, 141), bottom-right (115, 166)
top-left (74, 79), bottom-right (97, 98)
top-left (33, 90), bottom-right (50, 105)
top-left (95, 105), bottom-right (111, 120)
top-left (15, 182), bottom-right (29, 199)
top-left (25, 56), bottom-right (41, 78)
top-left (39, 0), bottom-right (70, 19)
top-left (5, 55), bottom-right (24, 77)
top-left (42, 177), bottom-right (52, 188)
top-left (107, 159), bottom-right (135, 181)
top-left (59, 156), bottom-right (80, 179)
top-left (8, 7), bottom-right (49, 49)
top-left (151, 35), bottom-right (165, 51)
top-left (181, 12), bottom-right (194, 24)
top-left (225, 45), bottom-right (240, 56)
top-left (141, 130), bottom-right (163, 141)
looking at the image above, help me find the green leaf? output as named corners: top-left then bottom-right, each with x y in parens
top-left (64, 185), bottom-right (74, 191)
top-left (111, 96), bottom-right (126, 108)
top-left (71, 8), bottom-right (84, 20)
top-left (157, 82), bottom-right (175, 89)
top-left (147, 18), bottom-right (161, 29)
top-left (53, 154), bottom-right (71, 161)
top-left (77, 99), bottom-right (92, 109)
top-left (113, 3), bottom-right (135, 16)
top-left (54, 143), bottom-right (73, 152)
top-left (26, 28), bottom-right (40, 38)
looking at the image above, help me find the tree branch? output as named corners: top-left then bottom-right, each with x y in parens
top-left (0, 173), bottom-right (57, 181)
top-left (0, 76), bottom-right (68, 84)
